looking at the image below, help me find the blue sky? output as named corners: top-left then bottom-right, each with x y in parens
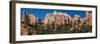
top-left (21, 8), bottom-right (86, 21)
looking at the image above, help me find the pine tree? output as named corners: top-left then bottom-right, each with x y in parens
top-left (25, 12), bottom-right (30, 26)
top-left (24, 11), bottom-right (30, 30)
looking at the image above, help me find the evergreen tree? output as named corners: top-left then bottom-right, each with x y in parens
top-left (24, 12), bottom-right (30, 27)
top-left (24, 11), bottom-right (31, 35)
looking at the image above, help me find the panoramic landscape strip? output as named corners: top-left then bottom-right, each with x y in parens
top-left (21, 8), bottom-right (92, 35)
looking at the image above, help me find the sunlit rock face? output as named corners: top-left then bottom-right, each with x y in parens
top-left (74, 15), bottom-right (80, 21)
top-left (71, 14), bottom-right (81, 25)
top-left (21, 12), bottom-right (37, 35)
top-left (43, 11), bottom-right (71, 25)
top-left (21, 12), bottom-right (37, 25)
top-left (29, 14), bottom-right (37, 24)
top-left (85, 11), bottom-right (92, 24)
